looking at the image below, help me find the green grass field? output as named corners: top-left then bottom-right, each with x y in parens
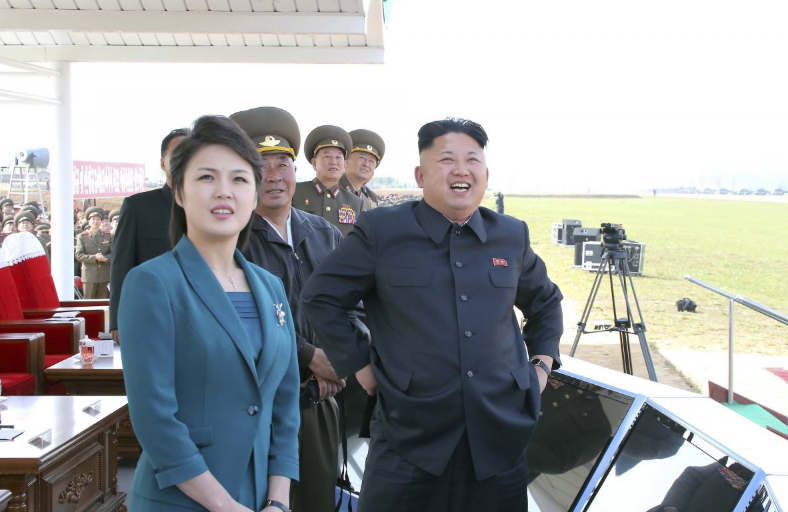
top-left (482, 195), bottom-right (788, 356)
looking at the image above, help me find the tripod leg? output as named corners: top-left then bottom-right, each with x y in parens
top-left (616, 256), bottom-right (659, 382)
top-left (635, 327), bottom-right (658, 382)
top-left (619, 330), bottom-right (633, 375)
top-left (570, 257), bottom-right (609, 356)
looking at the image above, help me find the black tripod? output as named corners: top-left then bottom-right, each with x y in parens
top-left (569, 244), bottom-right (658, 382)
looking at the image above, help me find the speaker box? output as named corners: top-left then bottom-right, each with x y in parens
top-left (551, 223), bottom-right (563, 244)
top-left (572, 228), bottom-right (601, 265)
top-left (581, 241), bottom-right (646, 275)
top-left (622, 240), bottom-right (645, 275)
top-left (560, 219), bottom-right (582, 246)
top-left (581, 241), bottom-right (605, 271)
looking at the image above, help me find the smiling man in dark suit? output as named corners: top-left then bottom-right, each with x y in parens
top-left (302, 118), bottom-right (563, 511)
top-left (109, 128), bottom-right (187, 343)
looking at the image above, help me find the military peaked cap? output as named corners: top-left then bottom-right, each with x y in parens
top-left (14, 210), bottom-right (35, 226)
top-left (349, 129), bottom-right (385, 163)
top-left (304, 125), bottom-right (352, 159)
top-left (2, 215), bottom-right (14, 226)
top-left (35, 223), bottom-right (51, 232)
top-left (230, 107), bottom-right (301, 160)
top-left (85, 206), bottom-right (104, 220)
top-left (20, 205), bottom-right (39, 218)
top-left (109, 209), bottom-right (120, 222)
top-left (23, 200), bottom-right (39, 208)
top-left (0, 198), bottom-right (13, 209)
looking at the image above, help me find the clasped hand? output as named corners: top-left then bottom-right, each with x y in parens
top-left (307, 348), bottom-right (345, 399)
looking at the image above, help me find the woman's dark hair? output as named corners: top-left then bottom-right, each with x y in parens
top-left (168, 115), bottom-right (263, 250)
top-left (417, 118), bottom-right (489, 153)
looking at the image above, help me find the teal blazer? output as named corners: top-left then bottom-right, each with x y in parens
top-left (119, 236), bottom-right (299, 510)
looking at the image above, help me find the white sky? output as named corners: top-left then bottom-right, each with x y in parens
top-left (2, 0), bottom-right (788, 193)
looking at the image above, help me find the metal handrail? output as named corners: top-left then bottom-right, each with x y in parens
top-left (684, 275), bottom-right (788, 406)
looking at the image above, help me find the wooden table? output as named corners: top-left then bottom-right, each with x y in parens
top-left (45, 346), bottom-right (125, 396)
top-left (44, 347), bottom-right (138, 457)
top-left (0, 395), bottom-right (128, 512)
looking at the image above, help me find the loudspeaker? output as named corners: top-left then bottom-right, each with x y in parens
top-left (622, 240), bottom-right (645, 275)
top-left (572, 228), bottom-right (601, 266)
top-left (581, 241), bottom-right (646, 275)
top-left (560, 219), bottom-right (582, 246)
top-left (551, 223), bottom-right (563, 244)
top-left (16, 148), bottom-right (50, 168)
top-left (581, 241), bottom-right (605, 271)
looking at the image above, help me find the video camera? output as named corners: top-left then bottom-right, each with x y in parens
top-left (601, 223), bottom-right (627, 249)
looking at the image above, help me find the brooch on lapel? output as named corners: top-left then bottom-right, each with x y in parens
top-left (274, 303), bottom-right (286, 327)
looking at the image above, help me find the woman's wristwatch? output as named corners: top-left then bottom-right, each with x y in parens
top-left (530, 357), bottom-right (551, 376)
top-left (264, 500), bottom-right (290, 512)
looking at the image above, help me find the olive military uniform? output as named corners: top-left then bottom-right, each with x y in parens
top-left (340, 128), bottom-right (385, 209)
top-left (292, 125), bottom-right (365, 238)
top-left (292, 179), bottom-right (365, 238)
top-left (75, 206), bottom-right (112, 299)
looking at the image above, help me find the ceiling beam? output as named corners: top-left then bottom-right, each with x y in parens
top-left (0, 9), bottom-right (367, 35)
top-left (0, 44), bottom-right (385, 64)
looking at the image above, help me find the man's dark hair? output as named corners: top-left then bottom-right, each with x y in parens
top-left (169, 115), bottom-right (263, 250)
top-left (417, 118), bottom-right (489, 153)
top-left (160, 128), bottom-right (189, 157)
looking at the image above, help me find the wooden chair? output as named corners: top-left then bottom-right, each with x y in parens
top-left (0, 332), bottom-right (45, 395)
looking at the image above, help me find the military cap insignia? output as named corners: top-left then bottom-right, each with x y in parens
top-left (331, 140), bottom-right (338, 145)
top-left (261, 135), bottom-right (281, 147)
top-left (338, 204), bottom-right (357, 225)
top-left (367, 145), bottom-right (374, 150)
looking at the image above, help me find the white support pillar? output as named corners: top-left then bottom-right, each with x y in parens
top-left (49, 61), bottom-right (74, 301)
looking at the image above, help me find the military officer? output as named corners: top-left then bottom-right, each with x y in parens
top-left (0, 215), bottom-right (15, 246)
top-left (75, 206), bottom-right (112, 299)
top-left (14, 210), bottom-right (36, 233)
top-left (340, 129), bottom-right (385, 208)
top-left (35, 223), bottom-right (52, 263)
top-left (0, 198), bottom-right (13, 217)
top-left (109, 209), bottom-right (120, 235)
top-left (292, 125), bottom-right (365, 237)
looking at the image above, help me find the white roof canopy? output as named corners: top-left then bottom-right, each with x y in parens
top-left (0, 0), bottom-right (386, 64)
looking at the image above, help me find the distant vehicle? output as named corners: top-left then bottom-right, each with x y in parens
top-left (702, 188), bottom-right (716, 194)
top-left (755, 188), bottom-right (770, 195)
top-left (719, 188), bottom-right (730, 194)
top-left (775, 188), bottom-right (786, 195)
top-left (738, 188), bottom-right (753, 195)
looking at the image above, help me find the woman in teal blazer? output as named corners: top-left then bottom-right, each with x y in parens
top-left (120, 116), bottom-right (299, 512)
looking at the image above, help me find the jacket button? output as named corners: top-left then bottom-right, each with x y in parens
top-left (326, 206), bottom-right (331, 212)
top-left (466, 371), bottom-right (473, 378)
top-left (247, 405), bottom-right (259, 416)
top-left (455, 261), bottom-right (463, 268)
top-left (460, 294), bottom-right (468, 301)
top-left (464, 330), bottom-right (472, 338)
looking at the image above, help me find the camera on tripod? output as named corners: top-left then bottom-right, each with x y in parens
top-left (601, 223), bottom-right (627, 249)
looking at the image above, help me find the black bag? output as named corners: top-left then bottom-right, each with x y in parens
top-left (676, 298), bottom-right (697, 312)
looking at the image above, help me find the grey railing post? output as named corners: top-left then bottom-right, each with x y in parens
top-left (728, 298), bottom-right (734, 404)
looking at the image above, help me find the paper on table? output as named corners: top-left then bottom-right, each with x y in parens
top-left (98, 332), bottom-right (114, 340)
top-left (0, 429), bottom-right (24, 441)
top-left (52, 311), bottom-right (80, 318)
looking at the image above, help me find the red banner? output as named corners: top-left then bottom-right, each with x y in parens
top-left (73, 161), bottom-right (146, 199)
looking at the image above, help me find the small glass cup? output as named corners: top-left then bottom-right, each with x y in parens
top-left (80, 338), bottom-right (95, 364)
